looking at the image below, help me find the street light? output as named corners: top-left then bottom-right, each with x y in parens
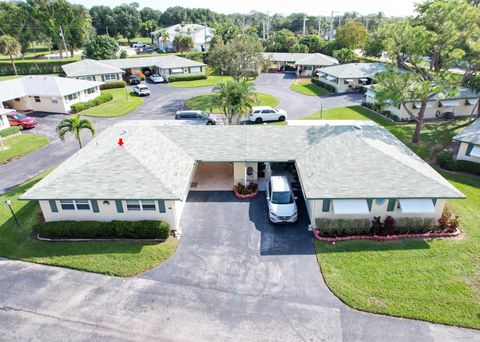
top-left (5, 200), bottom-right (20, 228)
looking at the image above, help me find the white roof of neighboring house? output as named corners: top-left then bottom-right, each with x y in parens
top-left (366, 85), bottom-right (480, 102)
top-left (62, 59), bottom-right (125, 77)
top-left (152, 24), bottom-right (215, 44)
top-left (0, 76), bottom-right (102, 102)
top-left (98, 55), bottom-right (205, 70)
top-left (264, 52), bottom-right (339, 66)
top-left (453, 119), bottom-right (480, 145)
top-left (318, 63), bottom-right (388, 79)
top-left (21, 121), bottom-right (464, 201)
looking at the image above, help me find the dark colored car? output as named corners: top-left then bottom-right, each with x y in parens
top-left (128, 75), bottom-right (141, 85)
top-left (7, 112), bottom-right (37, 129)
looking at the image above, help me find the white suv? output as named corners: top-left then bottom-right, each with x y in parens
top-left (248, 106), bottom-right (287, 123)
top-left (133, 84), bottom-right (150, 96)
top-left (266, 176), bottom-right (298, 223)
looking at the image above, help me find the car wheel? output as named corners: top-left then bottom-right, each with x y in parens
top-left (255, 117), bottom-right (263, 124)
top-left (206, 121), bottom-right (213, 125)
top-left (278, 116), bottom-right (286, 122)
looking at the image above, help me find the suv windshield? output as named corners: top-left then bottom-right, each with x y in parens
top-left (201, 112), bottom-right (210, 118)
top-left (271, 191), bottom-right (293, 205)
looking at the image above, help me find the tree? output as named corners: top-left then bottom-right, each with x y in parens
top-left (0, 1), bottom-right (32, 55)
top-left (64, 4), bottom-right (92, 57)
top-left (209, 79), bottom-right (258, 125)
top-left (142, 20), bottom-right (158, 43)
top-left (299, 35), bottom-right (326, 53)
top-left (289, 43), bottom-right (309, 53)
top-left (172, 34), bottom-right (194, 55)
top-left (332, 48), bottom-right (356, 63)
top-left (214, 22), bottom-right (241, 44)
top-left (363, 32), bottom-right (385, 58)
top-left (265, 29), bottom-right (298, 52)
top-left (0, 35), bottom-right (20, 75)
top-left (56, 115), bottom-right (96, 149)
top-left (140, 7), bottom-right (161, 24)
top-left (90, 6), bottom-right (115, 36)
top-left (84, 35), bottom-right (119, 60)
top-left (155, 29), bottom-right (170, 51)
top-left (209, 36), bottom-right (265, 82)
top-left (335, 21), bottom-right (369, 49)
top-left (113, 4), bottom-right (142, 43)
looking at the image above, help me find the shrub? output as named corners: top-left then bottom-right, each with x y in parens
top-left (457, 160), bottom-right (480, 175)
top-left (100, 80), bottom-right (126, 90)
top-left (135, 71), bottom-right (146, 80)
top-left (311, 78), bottom-right (336, 92)
top-left (438, 205), bottom-right (461, 232)
top-left (0, 60), bottom-right (72, 76)
top-left (33, 220), bottom-right (170, 239)
top-left (235, 182), bottom-right (258, 195)
top-left (371, 216), bottom-right (383, 235)
top-left (395, 218), bottom-right (436, 234)
top-left (315, 218), bottom-right (371, 237)
top-left (437, 151), bottom-right (480, 175)
top-left (70, 92), bottom-right (114, 113)
top-left (168, 74), bottom-right (208, 82)
top-left (383, 215), bottom-right (396, 235)
top-left (0, 126), bottom-right (20, 137)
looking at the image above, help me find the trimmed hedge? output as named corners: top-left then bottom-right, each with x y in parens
top-left (33, 220), bottom-right (171, 240)
top-left (168, 74), bottom-right (208, 82)
top-left (0, 59), bottom-right (77, 76)
top-left (315, 218), bottom-right (371, 237)
top-left (437, 151), bottom-right (480, 175)
top-left (70, 92), bottom-right (114, 113)
top-left (311, 78), bottom-right (336, 93)
top-left (0, 126), bottom-right (20, 138)
top-left (99, 80), bottom-right (126, 90)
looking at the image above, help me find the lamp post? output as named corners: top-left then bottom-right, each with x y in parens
top-left (5, 200), bottom-right (19, 228)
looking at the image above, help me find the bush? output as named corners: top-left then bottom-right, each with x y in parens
top-left (438, 205), bottom-right (460, 232)
top-left (394, 218), bottom-right (436, 234)
top-left (311, 78), bottom-right (336, 92)
top-left (315, 218), bottom-right (371, 237)
top-left (437, 151), bottom-right (480, 175)
top-left (70, 92), bottom-right (114, 113)
top-left (457, 160), bottom-right (480, 175)
top-left (0, 59), bottom-right (74, 76)
top-left (168, 74), bottom-right (208, 82)
top-left (100, 80), bottom-right (126, 90)
top-left (33, 220), bottom-right (170, 240)
top-left (0, 126), bottom-right (20, 137)
top-left (235, 182), bottom-right (258, 195)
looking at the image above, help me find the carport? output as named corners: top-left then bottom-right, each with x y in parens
top-left (191, 163), bottom-right (234, 191)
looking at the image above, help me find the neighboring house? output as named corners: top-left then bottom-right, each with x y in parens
top-left (21, 121), bottom-right (463, 230)
top-left (366, 86), bottom-right (480, 121)
top-left (62, 59), bottom-right (125, 82)
top-left (0, 76), bottom-right (102, 114)
top-left (264, 52), bottom-right (339, 76)
top-left (453, 118), bottom-right (480, 163)
top-left (317, 63), bottom-right (388, 93)
top-left (151, 24), bottom-right (215, 52)
top-left (0, 109), bottom-right (11, 130)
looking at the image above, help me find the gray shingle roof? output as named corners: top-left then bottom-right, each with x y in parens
top-left (263, 52), bottom-right (338, 66)
top-left (318, 63), bottom-right (388, 79)
top-left (62, 59), bottom-right (125, 77)
top-left (21, 121), bottom-right (464, 201)
top-left (99, 55), bottom-right (205, 70)
top-left (0, 76), bottom-right (102, 102)
top-left (453, 119), bottom-right (480, 145)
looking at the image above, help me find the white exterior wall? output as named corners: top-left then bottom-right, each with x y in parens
top-left (312, 198), bottom-right (446, 228)
top-left (74, 73), bottom-right (122, 82)
top-left (233, 162), bottom-right (258, 184)
top-left (158, 66), bottom-right (205, 81)
top-left (457, 142), bottom-right (480, 163)
top-left (318, 75), bottom-right (367, 93)
top-left (0, 113), bottom-right (10, 130)
top-left (63, 87), bottom-right (101, 112)
top-left (40, 199), bottom-right (179, 229)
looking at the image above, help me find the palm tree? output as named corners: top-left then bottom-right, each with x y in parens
top-left (155, 29), bottom-right (170, 51)
top-left (210, 79), bottom-right (258, 125)
top-left (0, 35), bottom-right (21, 75)
top-left (56, 115), bottom-right (95, 149)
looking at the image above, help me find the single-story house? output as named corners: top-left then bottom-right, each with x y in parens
top-left (63, 56), bottom-right (206, 82)
top-left (0, 76), bottom-right (102, 114)
top-left (151, 24), bottom-right (215, 52)
top-left (317, 63), bottom-right (388, 93)
top-left (62, 59), bottom-right (125, 82)
top-left (263, 52), bottom-right (339, 76)
top-left (453, 118), bottom-right (480, 163)
top-left (365, 86), bottom-right (480, 120)
top-left (21, 121), bottom-right (464, 230)
top-left (0, 108), bottom-right (11, 130)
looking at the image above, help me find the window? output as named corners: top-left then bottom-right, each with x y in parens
top-left (126, 200), bottom-right (156, 211)
top-left (34, 96), bottom-right (41, 103)
top-left (51, 97), bottom-right (58, 104)
top-left (85, 87), bottom-right (96, 95)
top-left (60, 199), bottom-right (91, 211)
top-left (141, 200), bottom-right (156, 211)
top-left (126, 200), bottom-right (141, 211)
top-left (104, 74), bottom-right (117, 81)
top-left (65, 93), bottom-right (79, 101)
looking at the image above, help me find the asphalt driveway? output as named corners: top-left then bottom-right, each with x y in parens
top-left (0, 191), bottom-right (478, 341)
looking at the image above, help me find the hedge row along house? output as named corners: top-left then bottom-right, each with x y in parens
top-left (62, 56), bottom-right (206, 82)
top-left (21, 121), bottom-right (464, 231)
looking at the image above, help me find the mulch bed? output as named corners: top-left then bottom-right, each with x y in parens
top-left (233, 185), bottom-right (259, 200)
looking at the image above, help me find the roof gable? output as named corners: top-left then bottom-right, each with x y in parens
top-left (62, 59), bottom-right (125, 77)
top-left (453, 119), bottom-right (480, 145)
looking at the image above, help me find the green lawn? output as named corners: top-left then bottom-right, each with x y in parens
top-left (0, 134), bottom-right (49, 164)
top-left (316, 171), bottom-right (480, 329)
top-left (117, 37), bottom-right (152, 44)
top-left (290, 79), bottom-right (330, 96)
top-left (80, 88), bottom-right (143, 118)
top-left (169, 75), bottom-right (234, 88)
top-left (185, 93), bottom-right (280, 113)
top-left (0, 173), bottom-right (179, 277)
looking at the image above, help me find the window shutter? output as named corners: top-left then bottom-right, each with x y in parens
top-left (432, 198), bottom-right (437, 206)
top-left (49, 200), bottom-right (58, 213)
top-left (91, 200), bottom-right (99, 213)
top-left (466, 143), bottom-right (474, 156)
top-left (158, 200), bottom-right (166, 213)
top-left (115, 200), bottom-right (124, 213)
top-left (101, 75), bottom-right (105, 82)
top-left (387, 199), bottom-right (396, 212)
top-left (367, 199), bottom-right (373, 212)
top-left (322, 199), bottom-right (330, 212)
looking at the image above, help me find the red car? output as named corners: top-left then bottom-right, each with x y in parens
top-left (7, 112), bottom-right (37, 130)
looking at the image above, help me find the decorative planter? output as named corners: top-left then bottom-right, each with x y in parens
top-left (313, 228), bottom-right (461, 243)
top-left (233, 185), bottom-right (259, 200)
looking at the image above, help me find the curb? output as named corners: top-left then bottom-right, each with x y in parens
top-left (313, 229), bottom-right (461, 243)
top-left (36, 234), bottom-right (166, 243)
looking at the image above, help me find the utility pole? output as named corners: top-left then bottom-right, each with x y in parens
top-left (317, 16), bottom-right (322, 37)
top-left (59, 26), bottom-right (68, 58)
top-left (266, 11), bottom-right (270, 40)
top-left (303, 15), bottom-right (309, 35)
top-left (262, 17), bottom-right (266, 40)
top-left (329, 11), bottom-right (334, 41)
top-left (106, 27), bottom-right (110, 37)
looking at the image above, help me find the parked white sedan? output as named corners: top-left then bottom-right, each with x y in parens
top-left (149, 74), bottom-right (165, 83)
top-left (248, 106), bottom-right (287, 123)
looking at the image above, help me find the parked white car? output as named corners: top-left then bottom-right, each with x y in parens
top-left (132, 42), bottom-right (146, 48)
top-left (266, 176), bottom-right (298, 223)
top-left (133, 84), bottom-right (150, 96)
top-left (248, 106), bottom-right (287, 123)
top-left (149, 74), bottom-right (165, 83)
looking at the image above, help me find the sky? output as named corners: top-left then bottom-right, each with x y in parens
top-left (70, 0), bottom-right (417, 17)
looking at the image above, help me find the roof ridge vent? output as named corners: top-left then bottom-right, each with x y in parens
top-left (354, 125), bottom-right (362, 130)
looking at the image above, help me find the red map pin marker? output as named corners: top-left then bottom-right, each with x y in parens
top-left (118, 138), bottom-right (124, 146)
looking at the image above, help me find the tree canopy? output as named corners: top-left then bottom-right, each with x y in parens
top-left (84, 35), bottom-right (119, 59)
top-left (335, 21), bottom-right (369, 49)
